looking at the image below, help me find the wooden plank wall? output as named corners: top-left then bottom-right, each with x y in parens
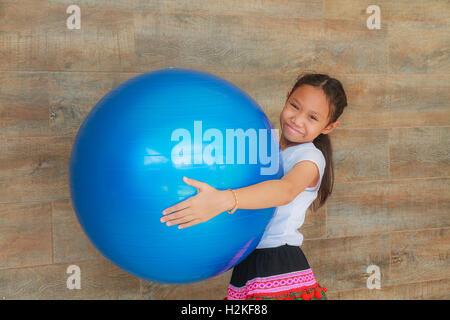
top-left (0, 0), bottom-right (448, 299)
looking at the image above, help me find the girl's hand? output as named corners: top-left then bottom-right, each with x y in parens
top-left (160, 177), bottom-right (234, 229)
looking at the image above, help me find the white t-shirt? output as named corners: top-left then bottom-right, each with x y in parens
top-left (256, 142), bottom-right (326, 248)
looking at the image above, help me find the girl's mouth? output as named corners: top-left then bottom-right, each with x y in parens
top-left (285, 123), bottom-right (302, 135)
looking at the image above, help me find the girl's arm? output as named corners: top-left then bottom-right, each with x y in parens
top-left (220, 179), bottom-right (292, 211)
top-left (161, 160), bottom-right (319, 229)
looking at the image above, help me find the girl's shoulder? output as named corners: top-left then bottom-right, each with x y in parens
top-left (286, 142), bottom-right (324, 161)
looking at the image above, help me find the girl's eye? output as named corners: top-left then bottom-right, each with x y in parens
top-left (291, 103), bottom-right (317, 121)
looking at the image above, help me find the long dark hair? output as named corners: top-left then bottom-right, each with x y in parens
top-left (286, 73), bottom-right (348, 212)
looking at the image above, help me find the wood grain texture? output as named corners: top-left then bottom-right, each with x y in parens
top-left (142, 269), bottom-right (232, 300)
top-left (301, 233), bottom-right (391, 291)
top-left (301, 206), bottom-right (327, 240)
top-left (390, 228), bottom-right (450, 285)
top-left (0, 1), bottom-right (50, 71)
top-left (328, 278), bottom-right (450, 300)
top-left (390, 127), bottom-right (450, 179)
top-left (0, 72), bottom-right (50, 137)
top-left (134, 0), bottom-right (323, 19)
top-left (324, 0), bottom-right (450, 23)
top-left (388, 21), bottom-right (449, 74)
top-left (0, 1), bottom-right (136, 72)
top-left (327, 178), bottom-right (450, 238)
top-left (134, 11), bottom-right (386, 74)
top-left (327, 74), bottom-right (390, 130)
top-left (46, 0), bottom-right (131, 9)
top-left (0, 136), bottom-right (73, 202)
top-left (49, 72), bottom-right (138, 135)
top-left (0, 258), bottom-right (140, 299)
top-left (52, 199), bottom-right (102, 264)
top-left (335, 74), bottom-right (450, 129)
top-left (330, 128), bottom-right (389, 182)
top-left (381, 75), bottom-right (450, 127)
top-left (45, 4), bottom-right (136, 72)
top-left (0, 201), bottom-right (52, 269)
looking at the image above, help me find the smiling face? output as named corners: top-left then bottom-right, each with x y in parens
top-left (279, 84), bottom-right (340, 150)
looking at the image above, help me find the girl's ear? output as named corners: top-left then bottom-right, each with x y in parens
top-left (322, 121), bottom-right (340, 134)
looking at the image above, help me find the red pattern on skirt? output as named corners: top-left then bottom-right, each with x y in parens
top-left (226, 268), bottom-right (327, 300)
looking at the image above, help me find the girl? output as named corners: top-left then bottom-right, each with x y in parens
top-left (160, 73), bottom-right (348, 300)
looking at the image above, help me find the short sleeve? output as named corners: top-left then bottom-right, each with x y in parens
top-left (286, 148), bottom-right (326, 190)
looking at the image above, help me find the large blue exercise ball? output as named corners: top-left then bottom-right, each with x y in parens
top-left (69, 68), bottom-right (283, 284)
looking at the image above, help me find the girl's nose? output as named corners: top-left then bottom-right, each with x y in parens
top-left (290, 116), bottom-right (305, 130)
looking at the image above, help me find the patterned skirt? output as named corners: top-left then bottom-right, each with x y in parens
top-left (226, 244), bottom-right (328, 300)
